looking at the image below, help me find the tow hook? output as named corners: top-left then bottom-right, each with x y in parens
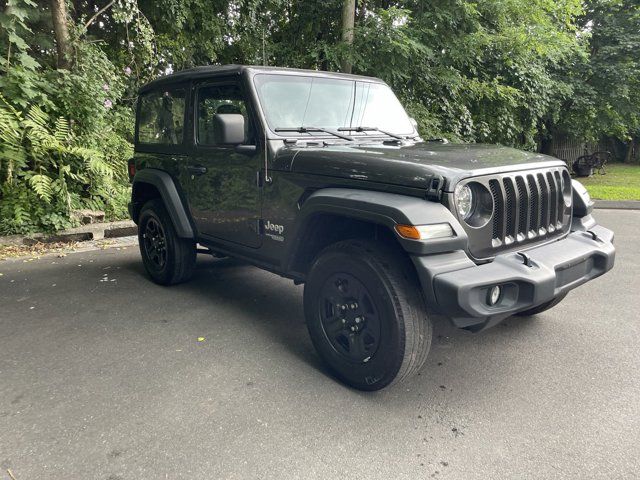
top-left (517, 252), bottom-right (534, 267)
top-left (585, 230), bottom-right (600, 242)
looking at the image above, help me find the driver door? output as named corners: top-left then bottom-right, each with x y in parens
top-left (181, 81), bottom-right (262, 248)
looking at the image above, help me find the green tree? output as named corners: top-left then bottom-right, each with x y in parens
top-left (1, 0), bottom-right (639, 234)
top-left (559, 0), bottom-right (640, 162)
top-left (0, 0), bottom-right (137, 234)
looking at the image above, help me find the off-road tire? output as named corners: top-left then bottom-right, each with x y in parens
top-left (138, 199), bottom-right (196, 285)
top-left (304, 239), bottom-right (432, 391)
top-left (515, 292), bottom-right (568, 316)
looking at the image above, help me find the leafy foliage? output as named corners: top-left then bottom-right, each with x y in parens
top-left (0, 93), bottom-right (129, 234)
top-left (0, 1), bottom-right (133, 234)
top-left (0, 0), bottom-right (638, 235)
top-left (559, 0), bottom-right (640, 160)
top-left (345, 1), bottom-right (588, 149)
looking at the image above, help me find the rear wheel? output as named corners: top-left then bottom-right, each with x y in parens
top-left (304, 239), bottom-right (431, 391)
top-left (138, 199), bottom-right (196, 285)
top-left (515, 292), bottom-right (567, 316)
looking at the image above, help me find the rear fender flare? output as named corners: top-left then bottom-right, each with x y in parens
top-left (131, 169), bottom-right (195, 239)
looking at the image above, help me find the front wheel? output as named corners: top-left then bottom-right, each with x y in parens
top-left (304, 240), bottom-right (432, 391)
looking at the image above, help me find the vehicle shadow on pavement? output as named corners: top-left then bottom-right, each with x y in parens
top-left (0, 249), bottom-right (556, 401)
top-left (122, 254), bottom-right (546, 394)
top-left (150, 255), bottom-right (327, 373)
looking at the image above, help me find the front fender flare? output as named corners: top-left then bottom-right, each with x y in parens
top-left (286, 188), bottom-right (468, 262)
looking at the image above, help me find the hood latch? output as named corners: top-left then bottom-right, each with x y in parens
top-left (426, 175), bottom-right (445, 201)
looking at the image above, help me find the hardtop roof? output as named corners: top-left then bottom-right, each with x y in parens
top-left (138, 65), bottom-right (385, 93)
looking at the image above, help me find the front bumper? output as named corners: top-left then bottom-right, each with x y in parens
top-left (412, 224), bottom-right (615, 331)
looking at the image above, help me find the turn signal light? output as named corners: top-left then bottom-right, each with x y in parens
top-left (395, 223), bottom-right (454, 241)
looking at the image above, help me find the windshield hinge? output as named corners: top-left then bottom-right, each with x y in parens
top-left (426, 175), bottom-right (444, 201)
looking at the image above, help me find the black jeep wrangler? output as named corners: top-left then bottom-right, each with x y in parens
top-left (128, 65), bottom-right (615, 391)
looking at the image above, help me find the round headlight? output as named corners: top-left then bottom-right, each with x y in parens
top-left (455, 182), bottom-right (494, 228)
top-left (455, 184), bottom-right (473, 219)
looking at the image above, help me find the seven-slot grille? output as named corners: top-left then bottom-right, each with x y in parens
top-left (487, 167), bottom-right (569, 248)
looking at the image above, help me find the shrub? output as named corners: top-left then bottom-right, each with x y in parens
top-left (0, 93), bottom-right (130, 235)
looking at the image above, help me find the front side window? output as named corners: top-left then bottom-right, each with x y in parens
top-left (137, 89), bottom-right (186, 145)
top-left (196, 84), bottom-right (251, 146)
top-left (253, 74), bottom-right (414, 136)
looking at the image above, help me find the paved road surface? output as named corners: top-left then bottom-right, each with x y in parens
top-left (0, 210), bottom-right (638, 480)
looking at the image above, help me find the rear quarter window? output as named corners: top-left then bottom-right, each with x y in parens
top-left (136, 88), bottom-right (186, 146)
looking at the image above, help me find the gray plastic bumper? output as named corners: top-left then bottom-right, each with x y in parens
top-left (413, 224), bottom-right (615, 331)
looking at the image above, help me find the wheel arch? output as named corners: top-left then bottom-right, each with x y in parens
top-left (131, 169), bottom-right (195, 239)
top-left (285, 188), bottom-right (467, 276)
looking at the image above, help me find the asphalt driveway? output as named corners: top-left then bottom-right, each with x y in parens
top-left (0, 209), bottom-right (638, 480)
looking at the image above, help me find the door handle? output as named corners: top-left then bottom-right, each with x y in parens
top-left (186, 165), bottom-right (207, 176)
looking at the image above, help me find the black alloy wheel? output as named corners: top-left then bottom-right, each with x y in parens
top-left (143, 217), bottom-right (167, 269)
top-left (304, 239), bottom-right (432, 391)
top-left (138, 199), bottom-right (196, 285)
top-left (318, 272), bottom-right (381, 363)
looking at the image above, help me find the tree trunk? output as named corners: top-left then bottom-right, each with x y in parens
top-left (540, 136), bottom-right (553, 155)
top-left (341, 0), bottom-right (356, 73)
top-left (624, 137), bottom-right (638, 163)
top-left (50, 0), bottom-right (72, 69)
top-left (537, 119), bottom-right (554, 154)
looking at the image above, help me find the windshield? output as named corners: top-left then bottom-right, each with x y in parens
top-left (253, 74), bottom-right (415, 137)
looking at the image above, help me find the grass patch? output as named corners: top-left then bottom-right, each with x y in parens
top-left (577, 163), bottom-right (640, 200)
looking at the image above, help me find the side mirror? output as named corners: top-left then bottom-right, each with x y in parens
top-left (212, 113), bottom-right (246, 145)
top-left (409, 117), bottom-right (419, 131)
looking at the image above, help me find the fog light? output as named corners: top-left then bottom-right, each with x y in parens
top-left (487, 285), bottom-right (502, 306)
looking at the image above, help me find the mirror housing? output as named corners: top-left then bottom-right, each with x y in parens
top-left (212, 113), bottom-right (246, 145)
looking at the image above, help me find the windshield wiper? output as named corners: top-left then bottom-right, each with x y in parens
top-left (275, 126), bottom-right (354, 141)
top-left (337, 126), bottom-right (405, 140)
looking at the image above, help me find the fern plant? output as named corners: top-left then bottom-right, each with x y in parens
top-left (0, 93), bottom-right (128, 235)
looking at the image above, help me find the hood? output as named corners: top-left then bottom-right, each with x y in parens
top-left (274, 142), bottom-right (565, 192)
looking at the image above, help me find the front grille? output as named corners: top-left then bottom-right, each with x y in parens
top-left (455, 166), bottom-right (571, 260)
top-left (489, 167), bottom-right (568, 247)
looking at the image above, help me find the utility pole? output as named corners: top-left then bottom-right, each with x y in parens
top-left (341, 0), bottom-right (356, 73)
